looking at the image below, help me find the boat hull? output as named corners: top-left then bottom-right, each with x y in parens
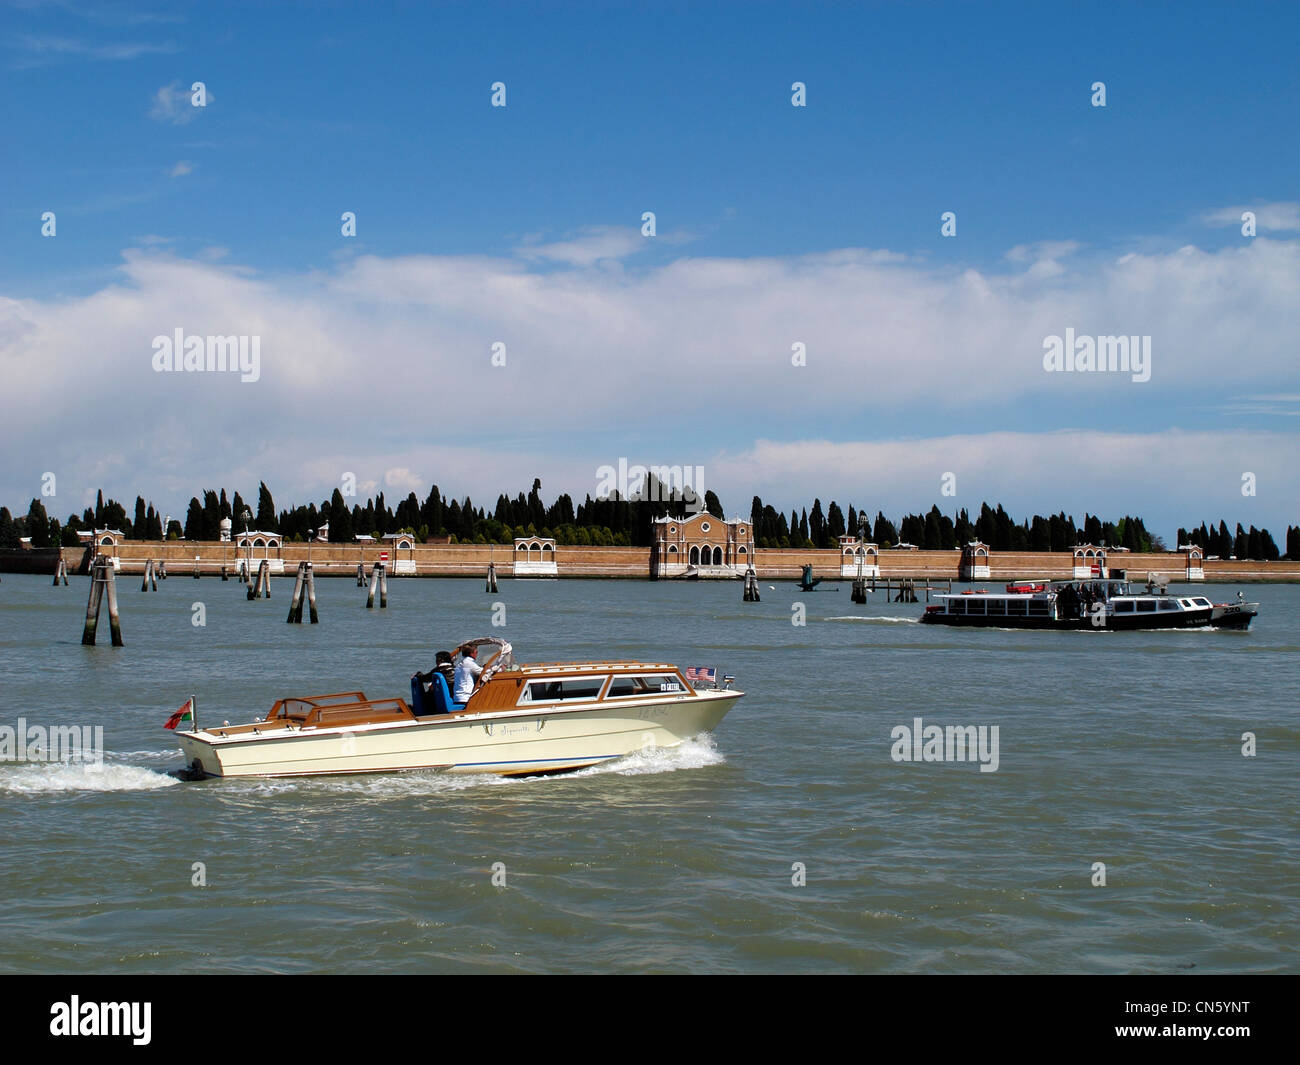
top-left (920, 607), bottom-right (1255, 630)
top-left (176, 690), bottom-right (740, 779)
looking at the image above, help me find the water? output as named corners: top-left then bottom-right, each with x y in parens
top-left (1, 573), bottom-right (1296, 973)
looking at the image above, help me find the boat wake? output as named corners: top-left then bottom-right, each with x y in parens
top-left (0, 759), bottom-right (180, 794)
top-left (574, 734), bottom-right (725, 777)
top-left (824, 615), bottom-right (920, 624)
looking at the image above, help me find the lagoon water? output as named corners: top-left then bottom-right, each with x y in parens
top-left (1, 572), bottom-right (1296, 974)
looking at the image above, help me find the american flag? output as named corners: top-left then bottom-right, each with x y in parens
top-left (684, 666), bottom-right (716, 686)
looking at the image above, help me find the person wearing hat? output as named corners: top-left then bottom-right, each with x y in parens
top-left (452, 643), bottom-right (482, 704)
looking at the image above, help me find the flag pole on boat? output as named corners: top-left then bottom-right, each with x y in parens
top-left (190, 693), bottom-right (198, 732)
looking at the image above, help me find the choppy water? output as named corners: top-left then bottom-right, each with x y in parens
top-left (1, 572), bottom-right (1296, 973)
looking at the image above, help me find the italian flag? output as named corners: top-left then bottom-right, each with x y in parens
top-left (163, 699), bottom-right (194, 730)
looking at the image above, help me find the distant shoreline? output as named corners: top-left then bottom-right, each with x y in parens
top-left (3, 542), bottom-right (1297, 583)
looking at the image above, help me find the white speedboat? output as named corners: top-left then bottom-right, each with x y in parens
top-left (171, 638), bottom-right (742, 779)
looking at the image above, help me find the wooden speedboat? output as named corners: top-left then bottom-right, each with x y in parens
top-left (171, 639), bottom-right (742, 779)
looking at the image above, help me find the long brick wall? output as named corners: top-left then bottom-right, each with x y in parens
top-left (4, 542), bottom-right (1299, 582)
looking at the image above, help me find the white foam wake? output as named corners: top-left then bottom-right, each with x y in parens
top-left (824, 615), bottom-right (919, 623)
top-left (0, 760), bottom-right (180, 794)
top-left (576, 733), bottom-right (725, 777)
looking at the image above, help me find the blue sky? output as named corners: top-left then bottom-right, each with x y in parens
top-left (2, 1), bottom-right (1298, 537)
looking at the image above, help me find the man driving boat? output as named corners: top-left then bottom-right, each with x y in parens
top-left (453, 643), bottom-right (482, 703)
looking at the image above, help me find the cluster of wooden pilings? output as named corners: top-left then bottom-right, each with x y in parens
top-left (851, 576), bottom-right (949, 603)
top-left (286, 562), bottom-right (319, 623)
top-left (743, 566), bottom-right (760, 601)
top-left (141, 559), bottom-right (160, 591)
top-left (53, 557), bottom-right (68, 586)
top-left (485, 562), bottom-right (498, 593)
top-left (246, 560), bottom-right (271, 599)
top-left (81, 557), bottom-right (123, 646)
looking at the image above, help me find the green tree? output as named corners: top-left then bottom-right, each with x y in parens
top-left (26, 499), bottom-right (51, 548)
top-left (256, 482), bottom-right (278, 532)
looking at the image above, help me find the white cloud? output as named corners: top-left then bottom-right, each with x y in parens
top-left (11, 33), bottom-right (179, 66)
top-left (515, 226), bottom-right (646, 266)
top-left (1202, 202), bottom-right (1300, 233)
top-left (1, 235), bottom-right (1297, 529)
top-left (713, 431), bottom-right (1299, 529)
top-left (384, 467), bottom-right (425, 493)
top-left (168, 160), bottom-right (192, 177)
top-left (149, 80), bottom-right (210, 125)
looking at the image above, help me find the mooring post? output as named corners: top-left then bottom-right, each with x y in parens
top-left (356, 562), bottom-right (365, 587)
top-left (485, 562), bottom-right (498, 593)
top-left (307, 563), bottom-right (319, 623)
top-left (54, 555), bottom-right (68, 586)
top-left (221, 565), bottom-right (228, 582)
top-left (158, 561), bottom-right (167, 580)
top-left (743, 565), bottom-right (760, 602)
top-left (379, 562), bottom-right (388, 608)
top-left (259, 559), bottom-right (270, 598)
top-left (81, 558), bottom-right (105, 645)
top-left (366, 563), bottom-right (379, 608)
top-left (105, 560), bottom-right (123, 646)
top-left (287, 562), bottom-right (306, 623)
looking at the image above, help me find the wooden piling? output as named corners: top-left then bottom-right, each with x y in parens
top-left (851, 577), bottom-right (867, 604)
top-left (105, 561), bottom-right (123, 645)
top-left (248, 559), bottom-right (270, 600)
top-left (53, 556), bottom-right (68, 586)
top-left (743, 565), bottom-right (760, 602)
top-left (221, 565), bottom-right (228, 582)
top-left (81, 559), bottom-right (105, 645)
top-left (306, 563), bottom-right (319, 624)
top-left (356, 562), bottom-right (366, 587)
top-left (379, 563), bottom-right (388, 608)
top-left (287, 562), bottom-right (306, 623)
top-left (485, 562), bottom-right (498, 593)
top-left (158, 561), bottom-right (167, 580)
top-left (366, 563), bottom-right (380, 608)
top-left (81, 557), bottom-right (123, 646)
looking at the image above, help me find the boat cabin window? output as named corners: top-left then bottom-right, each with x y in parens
top-left (1180, 599), bottom-right (1194, 608)
top-left (1158, 599), bottom-right (1179, 611)
top-left (987, 598), bottom-right (1006, 615)
top-left (1006, 599), bottom-right (1027, 616)
top-left (1136, 600), bottom-right (1156, 612)
top-left (1114, 601), bottom-right (1135, 613)
top-left (603, 674), bottom-right (686, 698)
top-left (947, 599), bottom-right (965, 614)
top-left (518, 677), bottom-right (608, 704)
top-left (1192, 598), bottom-right (1212, 608)
top-left (1028, 600), bottom-right (1051, 616)
top-left (966, 598), bottom-right (985, 615)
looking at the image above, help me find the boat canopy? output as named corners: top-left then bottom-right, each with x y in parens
top-left (459, 637), bottom-right (514, 682)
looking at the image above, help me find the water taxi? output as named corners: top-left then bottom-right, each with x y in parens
top-left (171, 638), bottom-right (742, 779)
top-left (921, 576), bottom-right (1258, 630)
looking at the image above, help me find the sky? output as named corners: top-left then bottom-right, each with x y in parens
top-left (2, 0), bottom-right (1298, 539)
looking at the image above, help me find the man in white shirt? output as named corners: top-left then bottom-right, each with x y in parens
top-left (453, 644), bottom-right (482, 704)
